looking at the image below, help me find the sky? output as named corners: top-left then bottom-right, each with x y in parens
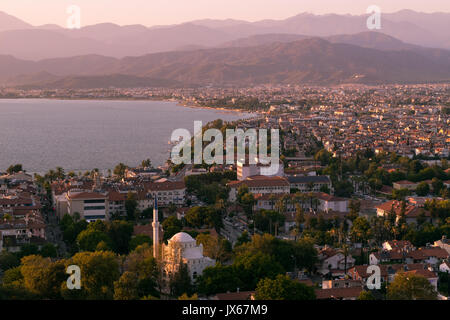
top-left (2, 0), bottom-right (450, 27)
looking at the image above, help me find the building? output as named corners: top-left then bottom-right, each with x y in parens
top-left (145, 180), bottom-right (186, 207)
top-left (315, 287), bottom-right (363, 300)
top-left (253, 192), bottom-right (348, 213)
top-left (212, 291), bottom-right (255, 300)
top-left (434, 236), bottom-right (450, 255)
top-left (322, 279), bottom-right (363, 289)
top-left (318, 247), bottom-right (355, 276)
top-left (287, 176), bottom-right (332, 193)
top-left (65, 190), bottom-right (108, 222)
top-left (314, 193), bottom-right (348, 213)
top-left (393, 180), bottom-right (418, 191)
top-left (0, 216), bottom-right (46, 252)
top-left (405, 247), bottom-right (449, 266)
top-left (227, 176), bottom-right (290, 202)
top-left (107, 191), bottom-right (126, 217)
top-left (348, 263), bottom-right (438, 291)
top-left (161, 232), bottom-right (215, 280)
top-left (376, 200), bottom-right (432, 224)
top-left (236, 160), bottom-right (284, 181)
top-left (439, 261), bottom-right (450, 273)
top-left (382, 240), bottom-right (415, 252)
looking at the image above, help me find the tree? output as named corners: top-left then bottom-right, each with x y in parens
top-left (60, 214), bottom-right (88, 253)
top-left (65, 251), bottom-right (120, 300)
top-left (0, 266), bottom-right (39, 300)
top-left (162, 216), bottom-right (183, 241)
top-left (114, 271), bottom-right (139, 300)
top-left (348, 199), bottom-right (361, 221)
top-left (416, 182), bottom-right (430, 196)
top-left (76, 229), bottom-right (111, 252)
top-left (431, 178), bottom-right (444, 195)
top-left (314, 149), bottom-right (332, 166)
top-left (240, 193), bottom-right (256, 217)
top-left (196, 233), bottom-right (232, 262)
top-left (235, 231), bottom-right (250, 246)
top-left (40, 243), bottom-right (58, 258)
top-left (2, 266), bottom-right (24, 289)
top-left (0, 251), bottom-right (20, 271)
top-left (17, 244), bottom-right (39, 259)
top-left (55, 167), bottom-right (65, 180)
top-left (178, 293), bottom-right (198, 300)
top-left (6, 164), bottom-right (23, 174)
top-left (123, 243), bottom-right (160, 298)
top-left (107, 220), bottom-right (134, 254)
top-left (125, 192), bottom-right (138, 221)
top-left (233, 251), bottom-right (284, 290)
top-left (387, 273), bottom-right (437, 300)
top-left (124, 244), bottom-right (158, 279)
top-left (358, 291), bottom-right (376, 300)
top-left (20, 255), bottom-right (66, 299)
top-left (320, 184), bottom-right (330, 194)
top-left (169, 263), bottom-right (193, 297)
top-left (185, 206), bottom-right (222, 231)
top-left (351, 217), bottom-right (371, 261)
top-left (113, 163), bottom-right (128, 179)
top-left (129, 235), bottom-right (152, 252)
top-left (254, 210), bottom-right (285, 235)
top-left (237, 185), bottom-right (250, 203)
top-left (255, 274), bottom-right (316, 300)
top-left (141, 159), bottom-right (152, 168)
top-left (197, 265), bottom-right (243, 296)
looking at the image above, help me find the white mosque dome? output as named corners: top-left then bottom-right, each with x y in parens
top-left (170, 232), bottom-right (195, 243)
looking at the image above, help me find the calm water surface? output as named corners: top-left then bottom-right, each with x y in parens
top-left (0, 99), bottom-right (252, 173)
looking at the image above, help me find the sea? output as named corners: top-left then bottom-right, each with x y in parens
top-left (0, 99), bottom-right (253, 174)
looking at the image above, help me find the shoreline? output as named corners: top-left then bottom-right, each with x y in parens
top-left (0, 96), bottom-right (262, 115)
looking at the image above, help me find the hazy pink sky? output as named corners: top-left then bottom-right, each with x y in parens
top-left (2, 0), bottom-right (450, 27)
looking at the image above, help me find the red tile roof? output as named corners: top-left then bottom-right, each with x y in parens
top-left (228, 176), bottom-right (289, 188)
top-left (315, 287), bottom-right (363, 299)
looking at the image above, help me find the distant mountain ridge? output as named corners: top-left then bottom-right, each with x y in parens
top-left (2, 34), bottom-right (450, 88)
top-left (1, 10), bottom-right (450, 60)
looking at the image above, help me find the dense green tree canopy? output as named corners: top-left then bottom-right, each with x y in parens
top-left (255, 274), bottom-right (316, 300)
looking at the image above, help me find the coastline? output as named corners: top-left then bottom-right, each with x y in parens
top-left (0, 96), bottom-right (262, 115)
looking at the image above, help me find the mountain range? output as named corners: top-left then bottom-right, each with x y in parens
top-left (1, 10), bottom-right (450, 60)
top-left (1, 10), bottom-right (450, 87)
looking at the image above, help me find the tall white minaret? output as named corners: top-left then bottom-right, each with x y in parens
top-left (152, 197), bottom-right (160, 259)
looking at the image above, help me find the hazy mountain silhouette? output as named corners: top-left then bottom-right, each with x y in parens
top-left (16, 74), bottom-right (181, 89)
top-left (2, 37), bottom-right (450, 87)
top-left (1, 10), bottom-right (450, 60)
top-left (0, 11), bottom-right (32, 31)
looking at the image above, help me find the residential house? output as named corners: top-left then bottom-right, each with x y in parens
top-left (287, 175), bottom-right (332, 193)
top-left (376, 200), bottom-right (432, 224)
top-left (434, 236), bottom-right (450, 255)
top-left (227, 176), bottom-right (290, 202)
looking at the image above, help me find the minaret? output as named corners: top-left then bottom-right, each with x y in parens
top-left (152, 197), bottom-right (160, 258)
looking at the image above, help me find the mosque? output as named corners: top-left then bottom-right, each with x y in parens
top-left (152, 198), bottom-right (215, 280)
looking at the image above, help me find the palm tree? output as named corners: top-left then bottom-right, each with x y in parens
top-left (55, 167), bottom-right (65, 180)
top-left (312, 198), bottom-right (320, 211)
top-left (269, 194), bottom-right (277, 211)
top-left (343, 244), bottom-right (349, 274)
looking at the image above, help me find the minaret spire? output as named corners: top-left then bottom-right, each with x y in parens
top-left (152, 196), bottom-right (160, 258)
